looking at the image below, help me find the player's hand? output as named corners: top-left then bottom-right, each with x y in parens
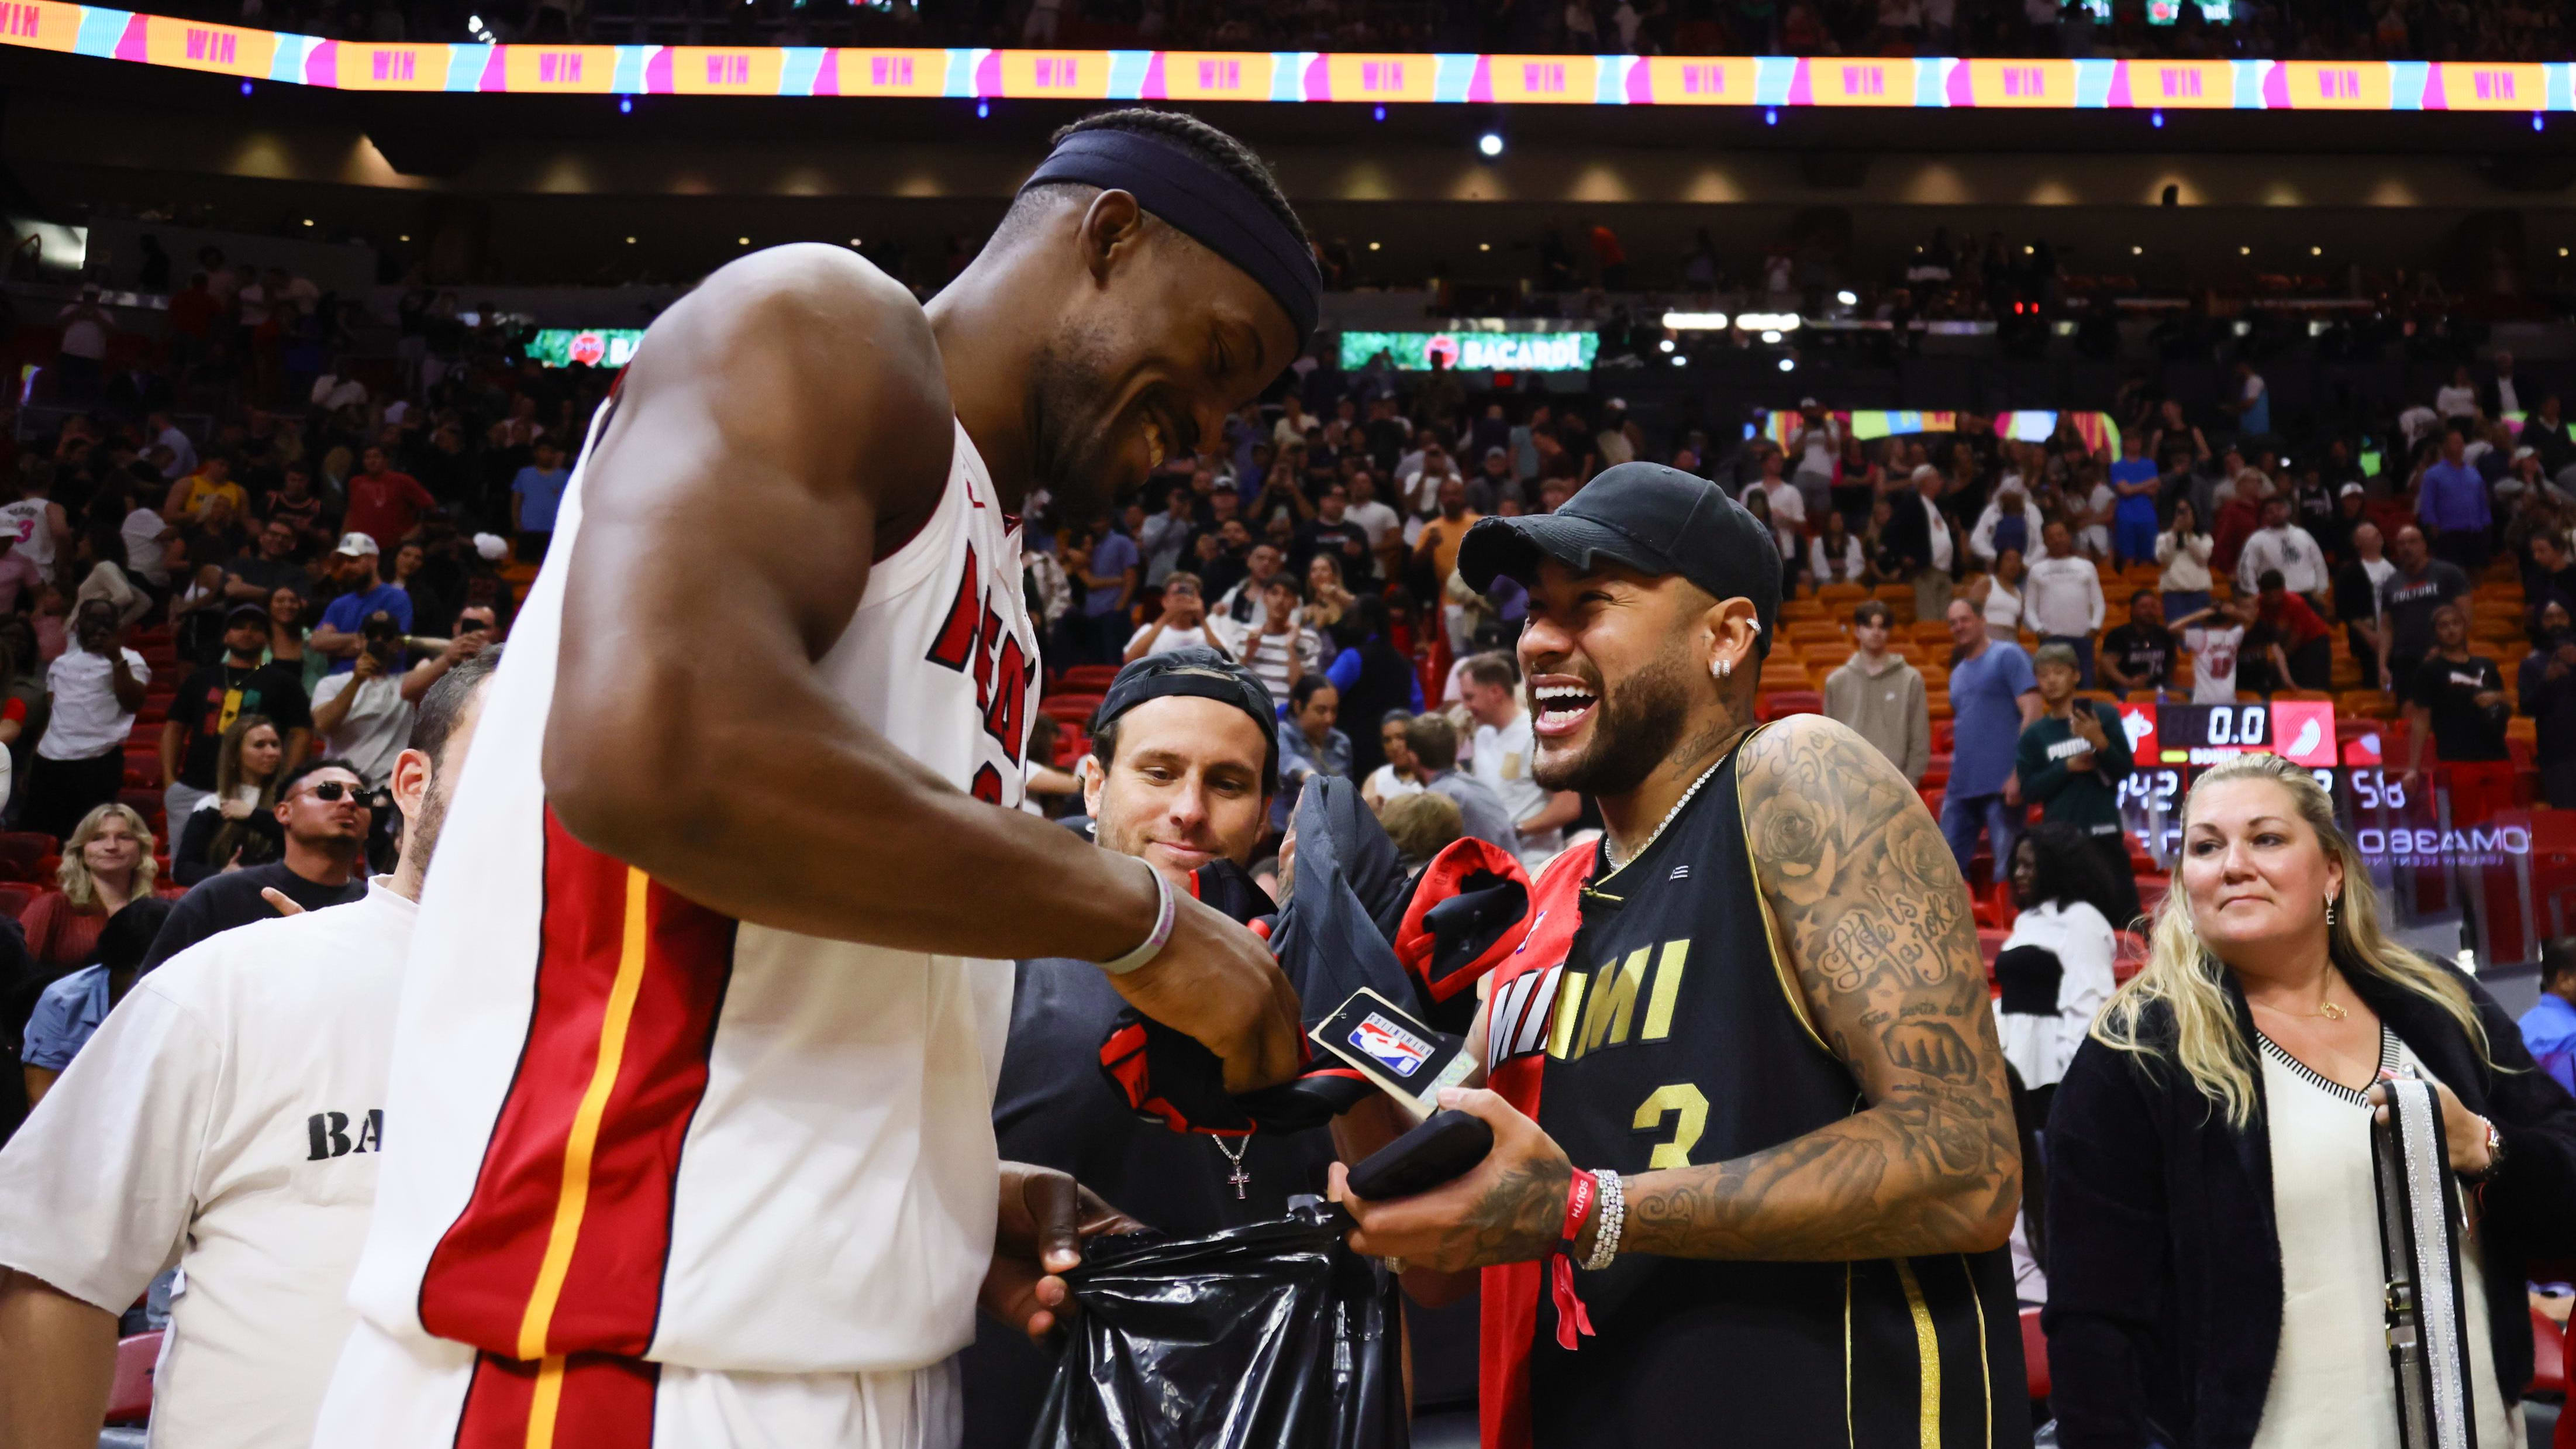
top-left (979, 1163), bottom-right (1146, 1344)
top-left (1329, 1087), bottom-right (1570, 1273)
top-left (353, 649), bottom-right (386, 680)
top-left (2067, 752), bottom-right (2095, 773)
top-left (1106, 886), bottom-right (1304, 1094)
top-left (261, 886), bottom-right (306, 916)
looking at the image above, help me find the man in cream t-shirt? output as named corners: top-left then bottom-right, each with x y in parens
top-left (0, 652), bottom-right (497, 1449)
top-left (1457, 651), bottom-right (1577, 868)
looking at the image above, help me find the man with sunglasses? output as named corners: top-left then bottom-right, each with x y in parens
top-left (138, 756), bottom-right (371, 971)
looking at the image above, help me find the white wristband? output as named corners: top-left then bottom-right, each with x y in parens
top-left (1581, 1169), bottom-right (1624, 1271)
top-left (1096, 859), bottom-right (1177, 976)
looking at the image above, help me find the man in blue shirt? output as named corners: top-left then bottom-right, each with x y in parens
top-left (308, 534), bottom-right (415, 674)
top-left (2108, 431), bottom-right (2163, 565)
top-left (1077, 519), bottom-right (1139, 665)
top-left (1939, 597), bottom-right (2041, 889)
top-left (508, 439), bottom-right (571, 566)
top-left (2525, 940), bottom-right (2576, 1095)
top-left (2416, 428), bottom-right (2494, 572)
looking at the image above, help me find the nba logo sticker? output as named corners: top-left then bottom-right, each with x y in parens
top-left (1351, 1013), bottom-right (1433, 1078)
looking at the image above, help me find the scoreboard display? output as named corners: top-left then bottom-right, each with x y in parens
top-left (2113, 700), bottom-right (2419, 861)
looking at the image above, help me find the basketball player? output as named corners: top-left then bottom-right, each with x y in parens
top-left (1331, 463), bottom-right (2029, 1447)
top-left (313, 109), bottom-right (1309, 1448)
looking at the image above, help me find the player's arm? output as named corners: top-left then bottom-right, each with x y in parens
top-left (543, 246), bottom-right (1299, 1089)
top-left (1613, 715), bottom-right (2021, 1259)
top-left (0, 1271), bottom-right (116, 1449)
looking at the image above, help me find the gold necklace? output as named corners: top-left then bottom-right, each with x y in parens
top-left (2253, 993), bottom-right (2347, 1022)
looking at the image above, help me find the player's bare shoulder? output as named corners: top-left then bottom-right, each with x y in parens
top-left (604, 244), bottom-right (954, 515)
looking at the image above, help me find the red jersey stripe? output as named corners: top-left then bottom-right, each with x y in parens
top-left (420, 810), bottom-right (736, 1359)
top-left (453, 1350), bottom-right (661, 1449)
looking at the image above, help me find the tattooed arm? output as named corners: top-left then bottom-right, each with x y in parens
top-left (1332, 714), bottom-right (2020, 1272)
top-left (1618, 713), bottom-right (2021, 1260)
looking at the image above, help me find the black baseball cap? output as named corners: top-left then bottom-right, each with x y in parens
top-left (1089, 647), bottom-right (1281, 791)
top-left (223, 603), bottom-right (271, 629)
top-left (1457, 462), bottom-right (1780, 653)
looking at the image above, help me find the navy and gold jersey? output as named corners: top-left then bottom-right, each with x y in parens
top-left (1519, 731), bottom-right (2027, 1449)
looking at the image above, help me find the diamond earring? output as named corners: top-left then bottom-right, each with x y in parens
top-left (2325, 894), bottom-right (2337, 928)
top-left (1715, 658), bottom-right (1733, 680)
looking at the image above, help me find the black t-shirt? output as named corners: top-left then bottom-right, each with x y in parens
top-left (139, 862), bottom-right (368, 972)
top-left (2380, 561), bottom-right (2471, 660)
top-left (2099, 622), bottom-right (2175, 690)
top-left (2409, 653), bottom-right (2510, 765)
top-left (171, 660), bottom-right (313, 790)
top-left (1292, 517), bottom-right (1370, 577)
top-left (2333, 560), bottom-right (2384, 626)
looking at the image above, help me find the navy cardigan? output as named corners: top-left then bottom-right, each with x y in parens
top-left (2042, 959), bottom-right (2576, 1449)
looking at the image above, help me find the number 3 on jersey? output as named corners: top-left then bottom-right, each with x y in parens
top-left (1633, 1083), bottom-right (1708, 1170)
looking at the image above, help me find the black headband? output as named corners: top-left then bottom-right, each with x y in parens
top-left (1019, 128), bottom-right (1319, 352)
top-left (1091, 650), bottom-right (1281, 792)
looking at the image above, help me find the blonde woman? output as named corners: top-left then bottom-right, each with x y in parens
top-left (17, 801), bottom-right (158, 969)
top-left (2044, 753), bottom-right (2576, 1448)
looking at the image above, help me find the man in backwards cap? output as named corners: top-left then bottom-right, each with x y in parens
top-left (315, 110), bottom-right (1308, 1449)
top-left (1332, 464), bottom-right (2029, 1448)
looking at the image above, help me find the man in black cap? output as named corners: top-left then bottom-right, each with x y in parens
top-left (960, 648), bottom-right (1318, 1448)
top-left (1332, 463), bottom-right (2028, 1448)
top-left (161, 601), bottom-right (311, 825)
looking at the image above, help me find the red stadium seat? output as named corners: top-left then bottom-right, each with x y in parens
top-left (117, 790), bottom-right (166, 841)
top-left (2528, 1302), bottom-right (2567, 1396)
top-left (2557, 1313), bottom-right (2576, 1449)
top-left (1057, 665), bottom-right (1120, 692)
top-left (1755, 690), bottom-right (1823, 722)
top-left (1039, 694), bottom-right (1102, 727)
top-left (2020, 1307), bottom-right (2049, 1402)
top-left (104, 1330), bottom-right (160, 1424)
top-left (0, 832), bottom-right (52, 883)
top-left (0, 882), bottom-right (35, 918)
top-left (2114, 931), bottom-right (2149, 984)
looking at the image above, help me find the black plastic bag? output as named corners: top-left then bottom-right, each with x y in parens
top-left (1029, 1201), bottom-right (1409, 1449)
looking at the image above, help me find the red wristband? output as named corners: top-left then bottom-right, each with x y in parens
top-left (1549, 1169), bottom-right (1599, 1351)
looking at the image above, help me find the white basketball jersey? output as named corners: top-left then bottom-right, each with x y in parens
top-left (346, 402), bottom-right (1037, 1375)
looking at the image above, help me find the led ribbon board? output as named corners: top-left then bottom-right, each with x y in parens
top-left (526, 328), bottom-right (646, 367)
top-left (8, 9), bottom-right (2569, 111)
top-left (1761, 409), bottom-right (2119, 455)
top-left (1340, 329), bottom-right (1598, 372)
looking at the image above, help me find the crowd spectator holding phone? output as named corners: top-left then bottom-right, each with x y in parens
top-left (308, 534), bottom-right (412, 673)
top-left (24, 600), bottom-right (147, 841)
top-left (1122, 572), bottom-right (1230, 663)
